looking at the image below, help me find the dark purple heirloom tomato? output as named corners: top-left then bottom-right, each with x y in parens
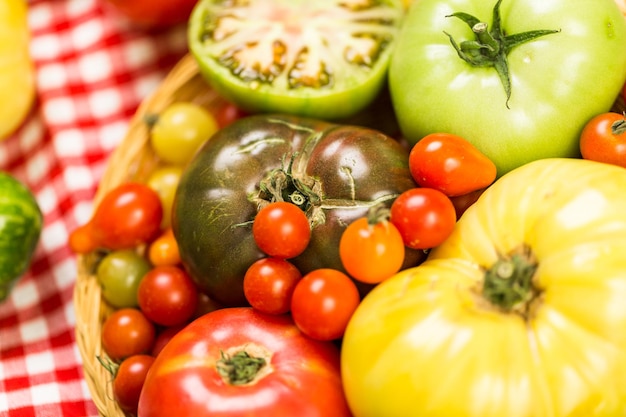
top-left (173, 114), bottom-right (422, 306)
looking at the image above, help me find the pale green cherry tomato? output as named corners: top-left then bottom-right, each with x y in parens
top-left (96, 250), bottom-right (152, 308)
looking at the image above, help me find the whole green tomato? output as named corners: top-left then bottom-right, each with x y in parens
top-left (390, 0), bottom-right (626, 176)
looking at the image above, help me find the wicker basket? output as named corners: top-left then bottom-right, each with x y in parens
top-left (73, 52), bottom-right (626, 416)
top-left (73, 53), bottom-right (227, 417)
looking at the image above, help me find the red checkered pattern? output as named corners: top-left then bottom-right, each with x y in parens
top-left (0, 0), bottom-right (189, 415)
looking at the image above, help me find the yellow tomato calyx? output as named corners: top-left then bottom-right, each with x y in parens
top-left (482, 245), bottom-right (540, 316)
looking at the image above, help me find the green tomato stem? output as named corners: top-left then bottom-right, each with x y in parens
top-left (444, 0), bottom-right (560, 107)
top-left (613, 115), bottom-right (626, 135)
top-left (482, 246), bottom-right (540, 316)
top-left (216, 350), bottom-right (267, 386)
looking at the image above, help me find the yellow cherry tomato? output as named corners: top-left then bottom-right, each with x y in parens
top-left (342, 158), bottom-right (626, 417)
top-left (0, 0), bottom-right (35, 140)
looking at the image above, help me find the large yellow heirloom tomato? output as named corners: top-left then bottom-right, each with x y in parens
top-left (0, 0), bottom-right (35, 141)
top-left (342, 158), bottom-right (626, 417)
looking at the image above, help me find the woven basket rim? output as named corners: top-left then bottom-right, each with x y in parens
top-left (72, 53), bottom-right (213, 417)
top-left (73, 52), bottom-right (626, 416)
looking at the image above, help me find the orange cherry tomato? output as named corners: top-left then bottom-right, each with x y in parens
top-left (148, 227), bottom-right (181, 266)
top-left (580, 112), bottom-right (626, 168)
top-left (339, 215), bottom-right (405, 284)
top-left (409, 133), bottom-right (497, 197)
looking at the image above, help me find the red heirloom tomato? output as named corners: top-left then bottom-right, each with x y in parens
top-left (409, 133), bottom-right (497, 197)
top-left (173, 114), bottom-right (418, 306)
top-left (137, 307), bottom-right (352, 417)
top-left (580, 112), bottom-right (626, 168)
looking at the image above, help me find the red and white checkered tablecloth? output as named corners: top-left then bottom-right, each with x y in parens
top-left (0, 1), bottom-right (189, 415)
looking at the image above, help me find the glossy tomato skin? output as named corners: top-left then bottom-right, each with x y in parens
top-left (113, 354), bottom-right (155, 415)
top-left (137, 265), bottom-right (199, 327)
top-left (408, 133), bottom-right (497, 196)
top-left (339, 217), bottom-right (405, 284)
top-left (252, 201), bottom-right (311, 259)
top-left (390, 0), bottom-right (626, 176)
top-left (90, 182), bottom-right (163, 251)
top-left (137, 307), bottom-right (352, 417)
top-left (580, 112), bottom-right (626, 167)
top-left (389, 187), bottom-right (457, 250)
top-left (101, 308), bottom-right (156, 362)
top-left (290, 269), bottom-right (361, 341)
top-left (243, 257), bottom-right (302, 315)
top-left (342, 158), bottom-right (626, 417)
top-left (173, 114), bottom-right (418, 306)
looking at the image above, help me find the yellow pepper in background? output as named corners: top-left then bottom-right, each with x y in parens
top-left (0, 0), bottom-right (35, 141)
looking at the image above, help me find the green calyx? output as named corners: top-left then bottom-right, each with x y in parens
top-left (613, 115), bottom-right (626, 135)
top-left (482, 246), bottom-right (540, 317)
top-left (216, 350), bottom-right (267, 386)
top-left (444, 0), bottom-right (560, 107)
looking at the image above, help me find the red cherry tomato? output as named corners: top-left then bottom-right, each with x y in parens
top-left (137, 265), bottom-right (199, 327)
top-left (101, 308), bottom-right (156, 362)
top-left (252, 201), bottom-right (311, 259)
top-left (339, 215), bottom-right (405, 284)
top-left (409, 133), bottom-right (497, 197)
top-left (243, 257), bottom-right (302, 315)
top-left (290, 268), bottom-right (360, 341)
top-left (113, 354), bottom-right (155, 415)
top-left (71, 182), bottom-right (163, 253)
top-left (580, 112), bottom-right (626, 168)
top-left (390, 188), bottom-right (457, 250)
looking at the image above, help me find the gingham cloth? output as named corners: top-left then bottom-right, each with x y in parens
top-left (0, 0), bottom-right (189, 415)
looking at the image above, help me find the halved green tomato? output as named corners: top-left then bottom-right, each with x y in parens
top-left (188, 0), bottom-right (404, 120)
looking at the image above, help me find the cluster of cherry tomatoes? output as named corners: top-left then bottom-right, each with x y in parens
top-left (70, 102), bottom-right (239, 414)
top-left (241, 130), bottom-right (499, 342)
top-left (70, 95), bottom-right (626, 415)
